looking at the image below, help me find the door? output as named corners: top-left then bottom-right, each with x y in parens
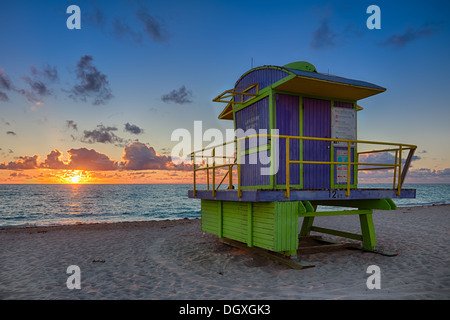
top-left (275, 94), bottom-right (300, 187)
top-left (303, 97), bottom-right (331, 189)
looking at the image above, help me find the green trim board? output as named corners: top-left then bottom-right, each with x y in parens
top-left (243, 143), bottom-right (270, 155)
top-left (240, 184), bottom-right (274, 190)
top-left (309, 199), bottom-right (397, 210)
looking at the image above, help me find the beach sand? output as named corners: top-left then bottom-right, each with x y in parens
top-left (1, 205), bottom-right (449, 300)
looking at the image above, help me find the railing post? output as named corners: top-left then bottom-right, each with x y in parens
top-left (206, 157), bottom-right (210, 190)
top-left (193, 153), bottom-right (197, 196)
top-left (237, 139), bottom-right (242, 198)
top-left (228, 162), bottom-right (233, 189)
top-left (400, 147), bottom-right (416, 187)
top-left (285, 137), bottom-right (290, 198)
top-left (393, 150), bottom-right (398, 190)
top-left (397, 145), bottom-right (402, 196)
top-left (212, 148), bottom-right (216, 197)
top-left (346, 141), bottom-right (351, 197)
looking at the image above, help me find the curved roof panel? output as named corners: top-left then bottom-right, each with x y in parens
top-left (217, 63), bottom-right (386, 120)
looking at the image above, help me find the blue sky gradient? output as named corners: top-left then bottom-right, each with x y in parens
top-left (1, 0), bottom-right (449, 183)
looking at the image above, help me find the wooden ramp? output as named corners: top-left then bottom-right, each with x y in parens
top-left (219, 238), bottom-right (315, 270)
top-left (220, 235), bottom-right (397, 270)
top-left (298, 235), bottom-right (360, 254)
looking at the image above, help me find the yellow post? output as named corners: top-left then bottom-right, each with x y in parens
top-left (397, 146), bottom-right (402, 195)
top-left (393, 149), bottom-right (398, 189)
top-left (206, 158), bottom-right (210, 190)
top-left (228, 163), bottom-right (233, 189)
top-left (285, 137), bottom-right (290, 198)
top-left (237, 139), bottom-right (242, 198)
top-left (212, 148), bottom-right (216, 197)
top-left (193, 153), bottom-right (196, 196)
top-left (346, 141), bottom-right (351, 197)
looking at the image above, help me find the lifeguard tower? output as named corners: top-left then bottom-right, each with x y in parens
top-left (188, 61), bottom-right (416, 267)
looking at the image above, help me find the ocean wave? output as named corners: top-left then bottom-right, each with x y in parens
top-left (0, 184), bottom-right (448, 227)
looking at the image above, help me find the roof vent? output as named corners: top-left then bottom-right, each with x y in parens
top-left (283, 61), bottom-right (317, 72)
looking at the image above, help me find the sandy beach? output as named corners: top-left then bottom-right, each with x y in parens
top-left (0, 205), bottom-right (449, 300)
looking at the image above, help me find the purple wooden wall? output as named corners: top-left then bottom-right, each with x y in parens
top-left (234, 68), bottom-right (289, 103)
top-left (275, 94), bottom-right (300, 186)
top-left (303, 98), bottom-right (331, 189)
top-left (235, 97), bottom-right (270, 187)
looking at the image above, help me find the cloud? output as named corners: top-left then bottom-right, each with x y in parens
top-left (355, 152), bottom-right (450, 183)
top-left (112, 18), bottom-right (143, 43)
top-left (85, 2), bottom-right (107, 28)
top-left (359, 151), bottom-right (420, 167)
top-left (409, 168), bottom-right (450, 183)
top-left (69, 55), bottom-right (113, 105)
top-left (30, 64), bottom-right (58, 81)
top-left (84, 1), bottom-right (169, 44)
top-left (124, 122), bottom-right (143, 134)
top-left (121, 141), bottom-right (191, 171)
top-left (19, 79), bottom-right (52, 103)
top-left (0, 68), bottom-right (12, 101)
top-left (66, 120), bottom-right (78, 131)
top-left (81, 124), bottom-right (124, 145)
top-left (161, 86), bottom-right (193, 104)
top-left (66, 148), bottom-right (118, 171)
top-left (136, 6), bottom-right (169, 42)
top-left (9, 172), bottom-right (30, 178)
top-left (17, 64), bottom-right (58, 103)
top-left (0, 91), bottom-right (8, 102)
top-left (0, 68), bottom-right (12, 90)
top-left (0, 155), bottom-right (39, 170)
top-left (39, 148), bottom-right (119, 171)
top-left (380, 25), bottom-right (438, 48)
top-left (359, 166), bottom-right (450, 183)
top-left (1, 143), bottom-right (191, 172)
top-left (310, 17), bottom-right (336, 50)
top-left (40, 149), bottom-right (67, 169)
top-left (1, 64), bottom-right (58, 104)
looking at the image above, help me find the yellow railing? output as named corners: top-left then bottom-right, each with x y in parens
top-left (191, 134), bottom-right (417, 198)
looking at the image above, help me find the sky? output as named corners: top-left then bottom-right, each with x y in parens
top-left (0, 0), bottom-right (449, 184)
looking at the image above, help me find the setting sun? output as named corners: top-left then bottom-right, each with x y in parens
top-left (61, 170), bottom-right (91, 184)
top-left (70, 175), bottom-right (80, 184)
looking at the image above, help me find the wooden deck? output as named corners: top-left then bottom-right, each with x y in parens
top-left (188, 188), bottom-right (416, 202)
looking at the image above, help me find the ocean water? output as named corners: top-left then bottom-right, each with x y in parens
top-left (0, 183), bottom-right (449, 228)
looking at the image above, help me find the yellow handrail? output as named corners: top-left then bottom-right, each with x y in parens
top-left (190, 134), bottom-right (417, 199)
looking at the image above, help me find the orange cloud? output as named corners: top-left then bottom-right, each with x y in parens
top-left (0, 142), bottom-right (191, 173)
top-left (67, 148), bottom-right (118, 171)
top-left (0, 155), bottom-right (39, 170)
top-left (121, 141), bottom-right (191, 171)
